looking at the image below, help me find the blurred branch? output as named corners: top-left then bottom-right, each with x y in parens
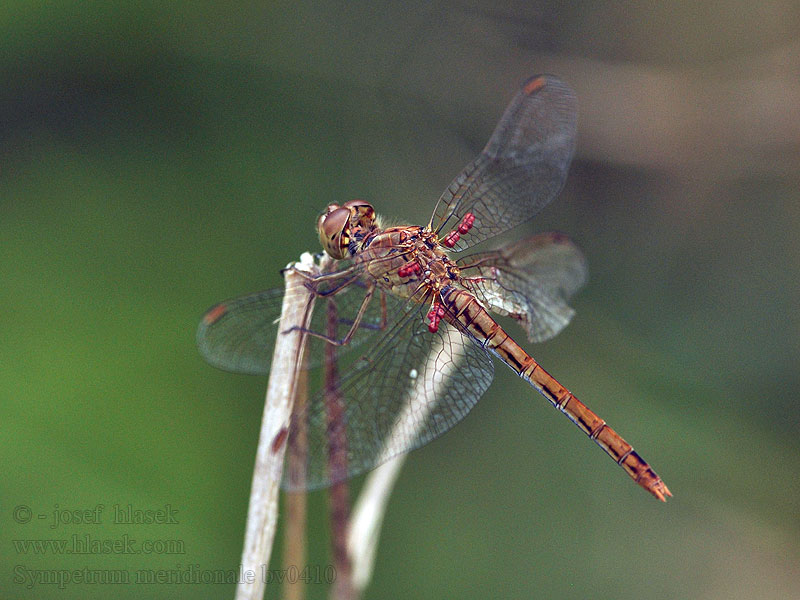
top-left (347, 324), bottom-right (464, 593)
top-left (549, 44), bottom-right (800, 177)
top-left (455, 41), bottom-right (800, 178)
top-left (355, 15), bottom-right (800, 181)
top-left (406, 41), bottom-right (800, 178)
top-left (347, 457), bottom-right (406, 593)
top-left (325, 299), bottom-right (355, 600)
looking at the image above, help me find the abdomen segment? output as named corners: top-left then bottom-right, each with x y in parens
top-left (441, 286), bottom-right (671, 501)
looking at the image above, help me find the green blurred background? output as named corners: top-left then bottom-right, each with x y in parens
top-left (2, 2), bottom-right (799, 599)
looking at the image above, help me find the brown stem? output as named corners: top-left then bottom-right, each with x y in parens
top-left (325, 299), bottom-right (356, 600)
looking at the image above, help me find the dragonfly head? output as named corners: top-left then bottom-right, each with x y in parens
top-left (317, 200), bottom-right (376, 259)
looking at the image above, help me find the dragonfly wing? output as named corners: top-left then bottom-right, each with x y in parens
top-left (458, 232), bottom-right (587, 343)
top-left (196, 275), bottom-right (387, 375)
top-left (431, 75), bottom-right (577, 251)
top-left (197, 288), bottom-right (288, 375)
top-left (283, 296), bottom-right (495, 491)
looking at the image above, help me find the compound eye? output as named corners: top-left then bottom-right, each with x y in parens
top-left (342, 199), bottom-right (376, 229)
top-left (321, 207), bottom-right (349, 238)
top-left (342, 199), bottom-right (371, 209)
top-left (318, 207), bottom-right (350, 259)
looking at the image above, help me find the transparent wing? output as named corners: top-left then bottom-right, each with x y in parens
top-left (458, 232), bottom-right (587, 343)
top-left (431, 75), bottom-right (577, 251)
top-left (283, 294), bottom-right (495, 491)
top-left (197, 270), bottom-right (386, 375)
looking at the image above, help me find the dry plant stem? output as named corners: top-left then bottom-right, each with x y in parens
top-left (347, 324), bottom-right (463, 593)
top-left (347, 456), bottom-right (406, 593)
top-left (235, 253), bottom-right (318, 600)
top-left (282, 346), bottom-right (309, 600)
top-left (325, 300), bottom-right (356, 600)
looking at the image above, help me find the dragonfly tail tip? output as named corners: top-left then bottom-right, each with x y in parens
top-left (652, 480), bottom-right (672, 502)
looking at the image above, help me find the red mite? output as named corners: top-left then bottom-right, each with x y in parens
top-left (270, 427), bottom-right (289, 453)
top-left (398, 262), bottom-right (421, 277)
top-left (442, 231), bottom-right (460, 247)
top-left (458, 213), bottom-right (476, 233)
top-left (442, 212), bottom-right (475, 248)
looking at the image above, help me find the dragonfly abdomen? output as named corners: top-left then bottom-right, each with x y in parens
top-left (440, 286), bottom-right (671, 501)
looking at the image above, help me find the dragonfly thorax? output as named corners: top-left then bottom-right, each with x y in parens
top-left (317, 199), bottom-right (377, 259)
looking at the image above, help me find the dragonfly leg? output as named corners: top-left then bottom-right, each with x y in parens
top-left (283, 263), bottom-right (358, 285)
top-left (313, 275), bottom-right (361, 297)
top-left (284, 263), bottom-right (368, 300)
top-left (283, 283), bottom-right (378, 347)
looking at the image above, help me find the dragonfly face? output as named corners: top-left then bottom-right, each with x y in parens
top-left (198, 75), bottom-right (671, 501)
top-left (317, 199), bottom-right (377, 259)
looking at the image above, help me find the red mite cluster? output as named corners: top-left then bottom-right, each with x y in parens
top-left (426, 303), bottom-right (446, 333)
top-left (442, 212), bottom-right (476, 248)
top-left (397, 262), bottom-right (422, 277)
top-left (425, 213), bottom-right (477, 332)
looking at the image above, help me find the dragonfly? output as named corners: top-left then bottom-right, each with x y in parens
top-left (197, 74), bottom-right (671, 502)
